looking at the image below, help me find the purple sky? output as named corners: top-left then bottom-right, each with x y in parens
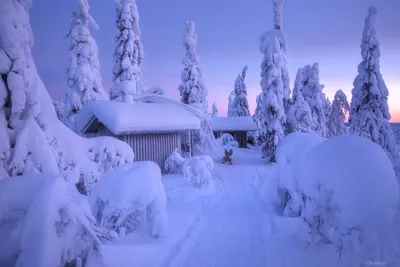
top-left (31, 0), bottom-right (400, 120)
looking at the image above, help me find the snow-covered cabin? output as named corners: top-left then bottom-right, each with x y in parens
top-left (76, 100), bottom-right (200, 170)
top-left (211, 117), bottom-right (257, 148)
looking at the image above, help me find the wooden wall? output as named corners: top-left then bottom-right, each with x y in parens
top-left (123, 133), bottom-right (182, 171)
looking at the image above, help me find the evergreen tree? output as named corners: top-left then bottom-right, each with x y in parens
top-left (212, 101), bottom-right (218, 116)
top-left (301, 63), bottom-right (329, 137)
top-left (286, 68), bottom-right (313, 133)
top-left (62, 0), bottom-right (108, 129)
top-left (258, 32), bottom-right (286, 162)
top-left (178, 21), bottom-right (208, 112)
top-left (229, 65), bottom-right (251, 117)
top-left (349, 7), bottom-right (399, 166)
top-left (272, 0), bottom-right (291, 115)
top-left (227, 90), bottom-right (236, 117)
top-left (327, 90), bottom-right (349, 136)
top-left (253, 92), bottom-right (265, 145)
top-left (110, 0), bottom-right (146, 103)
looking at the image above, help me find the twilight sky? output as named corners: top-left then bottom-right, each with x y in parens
top-left (31, 0), bottom-right (400, 120)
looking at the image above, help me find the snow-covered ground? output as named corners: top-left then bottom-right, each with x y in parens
top-left (88, 147), bottom-right (277, 267)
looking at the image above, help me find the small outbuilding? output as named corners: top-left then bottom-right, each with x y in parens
top-left (211, 116), bottom-right (257, 148)
top-left (76, 100), bottom-right (201, 170)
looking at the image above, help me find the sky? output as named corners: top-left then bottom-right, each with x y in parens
top-left (31, 0), bottom-right (400, 120)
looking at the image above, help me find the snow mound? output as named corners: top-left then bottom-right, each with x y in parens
top-left (164, 148), bottom-right (185, 174)
top-left (182, 156), bottom-right (214, 187)
top-left (298, 135), bottom-right (399, 230)
top-left (0, 174), bottom-right (103, 267)
top-left (89, 161), bottom-right (168, 238)
top-left (275, 132), bottom-right (326, 165)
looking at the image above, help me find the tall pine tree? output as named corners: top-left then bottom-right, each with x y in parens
top-left (62, 0), bottom-right (108, 129)
top-left (110, 0), bottom-right (146, 103)
top-left (327, 89), bottom-right (349, 136)
top-left (178, 21), bottom-right (208, 112)
top-left (229, 66), bottom-right (251, 117)
top-left (258, 32), bottom-right (286, 162)
top-left (349, 7), bottom-right (399, 166)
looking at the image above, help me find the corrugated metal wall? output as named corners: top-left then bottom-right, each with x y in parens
top-left (123, 133), bottom-right (182, 171)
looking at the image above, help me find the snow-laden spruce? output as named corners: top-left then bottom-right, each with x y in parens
top-left (178, 21), bottom-right (208, 112)
top-left (62, 0), bottom-right (108, 129)
top-left (227, 90), bottom-right (236, 117)
top-left (348, 7), bottom-right (399, 168)
top-left (211, 101), bottom-right (218, 116)
top-left (229, 66), bottom-right (251, 117)
top-left (0, 0), bottom-right (133, 190)
top-left (301, 63), bottom-right (329, 137)
top-left (327, 89), bottom-right (349, 136)
top-left (258, 32), bottom-right (286, 162)
top-left (252, 92), bottom-right (264, 145)
top-left (271, 0), bottom-right (291, 115)
top-left (286, 68), bottom-right (313, 134)
top-left (110, 0), bottom-right (146, 103)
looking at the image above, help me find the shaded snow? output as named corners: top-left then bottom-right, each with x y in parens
top-left (211, 116), bottom-right (257, 132)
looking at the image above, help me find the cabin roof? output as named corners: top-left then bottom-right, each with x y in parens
top-left (211, 116), bottom-right (257, 132)
top-left (76, 100), bottom-right (201, 135)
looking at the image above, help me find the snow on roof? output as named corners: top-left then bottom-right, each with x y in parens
top-left (211, 116), bottom-right (257, 131)
top-left (77, 100), bottom-right (200, 135)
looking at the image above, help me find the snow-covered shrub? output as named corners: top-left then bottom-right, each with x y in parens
top-left (296, 135), bottom-right (399, 262)
top-left (274, 132), bottom-right (326, 216)
top-left (89, 161), bottom-right (168, 238)
top-left (0, 174), bottom-right (106, 267)
top-left (182, 156), bottom-right (213, 187)
top-left (148, 87), bottom-right (164, 95)
top-left (164, 148), bottom-right (185, 174)
top-left (216, 133), bottom-right (239, 149)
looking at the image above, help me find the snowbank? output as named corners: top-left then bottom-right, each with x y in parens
top-left (0, 174), bottom-right (103, 267)
top-left (298, 135), bottom-right (399, 230)
top-left (89, 161), bottom-right (168, 238)
top-left (182, 155), bottom-right (214, 187)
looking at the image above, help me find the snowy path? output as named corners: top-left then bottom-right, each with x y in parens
top-left (165, 149), bottom-right (277, 267)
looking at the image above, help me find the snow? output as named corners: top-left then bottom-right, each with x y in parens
top-left (89, 161), bottom-right (168, 238)
top-left (77, 100), bottom-right (200, 135)
top-left (228, 65), bottom-right (251, 117)
top-left (327, 89), bottom-right (349, 136)
top-left (164, 148), bottom-right (185, 174)
top-left (182, 155), bottom-right (214, 187)
top-left (211, 116), bottom-right (257, 131)
top-left (215, 133), bottom-right (239, 149)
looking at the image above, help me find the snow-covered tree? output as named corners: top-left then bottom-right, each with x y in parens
top-left (227, 90), bottom-right (236, 117)
top-left (348, 7), bottom-right (399, 166)
top-left (110, 0), bottom-right (146, 103)
top-left (178, 21), bottom-right (208, 112)
top-left (258, 32), bottom-right (286, 162)
top-left (0, 0), bottom-right (133, 190)
top-left (229, 66), bottom-right (251, 117)
top-left (252, 92), bottom-right (265, 145)
top-left (327, 89), bottom-right (349, 136)
top-left (211, 101), bottom-right (218, 116)
top-left (271, 0), bottom-right (291, 115)
top-left (62, 0), bottom-right (108, 129)
top-left (301, 63), bottom-right (329, 137)
top-left (286, 68), bottom-right (313, 134)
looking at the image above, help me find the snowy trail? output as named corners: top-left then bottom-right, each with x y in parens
top-left (165, 150), bottom-right (276, 267)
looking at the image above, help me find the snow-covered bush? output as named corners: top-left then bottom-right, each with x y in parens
top-left (164, 148), bottom-right (185, 174)
top-left (110, 0), bottom-right (146, 102)
top-left (296, 135), bottom-right (399, 262)
top-left (182, 156), bottom-right (214, 187)
top-left (274, 132), bottom-right (326, 216)
top-left (0, 174), bottom-right (106, 267)
top-left (89, 161), bottom-right (168, 238)
top-left (216, 133), bottom-right (239, 149)
top-left (148, 87), bottom-right (164, 95)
